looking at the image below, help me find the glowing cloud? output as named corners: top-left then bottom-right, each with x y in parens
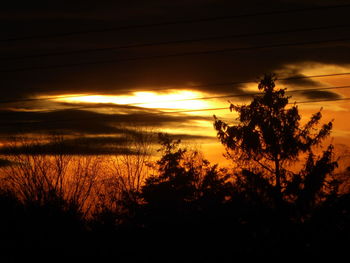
top-left (52, 90), bottom-right (211, 110)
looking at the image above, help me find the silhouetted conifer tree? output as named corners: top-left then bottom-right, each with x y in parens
top-left (214, 74), bottom-right (338, 216)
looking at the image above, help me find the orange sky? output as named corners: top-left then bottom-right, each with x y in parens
top-left (25, 62), bottom-right (348, 166)
top-left (2, 1), bottom-right (350, 166)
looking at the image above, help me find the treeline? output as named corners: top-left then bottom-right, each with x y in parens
top-left (0, 75), bottom-right (349, 261)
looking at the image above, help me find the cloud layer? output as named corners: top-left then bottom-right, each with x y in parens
top-left (1, 0), bottom-right (350, 99)
top-left (0, 0), bottom-right (348, 155)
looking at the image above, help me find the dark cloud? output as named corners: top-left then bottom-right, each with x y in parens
top-left (159, 133), bottom-right (215, 142)
top-left (0, 99), bottom-right (215, 154)
top-left (0, 140), bottom-right (135, 155)
top-left (277, 68), bottom-right (325, 88)
top-left (279, 76), bottom-right (324, 89)
top-left (0, 0), bottom-right (349, 135)
top-left (0, 107), bottom-right (211, 135)
top-left (1, 0), bottom-right (350, 99)
top-left (298, 90), bottom-right (342, 100)
top-left (0, 132), bottom-right (213, 155)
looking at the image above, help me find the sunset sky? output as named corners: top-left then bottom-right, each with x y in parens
top-left (1, 0), bottom-right (350, 163)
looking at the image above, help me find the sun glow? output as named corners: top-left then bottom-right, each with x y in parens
top-left (52, 90), bottom-right (211, 110)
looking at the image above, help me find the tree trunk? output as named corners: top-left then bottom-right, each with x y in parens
top-left (275, 157), bottom-right (282, 207)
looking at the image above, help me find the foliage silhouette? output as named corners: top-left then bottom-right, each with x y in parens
top-left (0, 76), bottom-right (350, 260)
top-left (141, 134), bottom-right (231, 223)
top-left (214, 74), bottom-right (339, 216)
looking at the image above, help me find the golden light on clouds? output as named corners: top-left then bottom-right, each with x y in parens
top-left (52, 90), bottom-right (212, 110)
top-left (276, 62), bottom-right (350, 80)
top-left (31, 63), bottom-right (350, 163)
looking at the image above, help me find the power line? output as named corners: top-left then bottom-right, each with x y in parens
top-left (295, 97), bottom-right (350, 104)
top-left (1, 37), bottom-right (350, 73)
top-left (2, 72), bottom-right (350, 105)
top-left (2, 3), bottom-right (350, 43)
top-left (0, 97), bottom-right (349, 129)
top-left (41, 84), bottom-right (345, 109)
top-left (2, 23), bottom-right (350, 61)
top-left (0, 94), bottom-right (99, 104)
top-left (163, 97), bottom-right (350, 113)
top-left (15, 85), bottom-right (350, 109)
top-left (278, 72), bottom-right (350, 82)
top-left (131, 85), bottom-right (350, 106)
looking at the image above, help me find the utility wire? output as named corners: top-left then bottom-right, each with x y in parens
top-left (131, 85), bottom-right (350, 106)
top-left (163, 97), bottom-right (350, 113)
top-left (2, 3), bottom-right (350, 42)
top-left (44, 85), bottom-right (350, 110)
top-left (1, 97), bottom-right (349, 129)
top-left (2, 23), bottom-right (350, 61)
top-left (2, 72), bottom-right (350, 104)
top-left (36, 86), bottom-right (345, 110)
top-left (1, 37), bottom-right (350, 73)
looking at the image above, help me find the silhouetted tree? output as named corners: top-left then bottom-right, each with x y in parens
top-left (142, 134), bottom-right (195, 208)
top-left (141, 133), bottom-right (231, 222)
top-left (137, 134), bottom-right (235, 261)
top-left (92, 129), bottom-right (153, 229)
top-left (214, 74), bottom-right (338, 214)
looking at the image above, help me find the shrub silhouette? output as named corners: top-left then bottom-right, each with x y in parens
top-left (142, 133), bottom-right (230, 208)
top-left (1, 76), bottom-right (350, 259)
top-left (140, 133), bottom-right (231, 229)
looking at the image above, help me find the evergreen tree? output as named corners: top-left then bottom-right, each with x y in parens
top-left (214, 74), bottom-right (338, 213)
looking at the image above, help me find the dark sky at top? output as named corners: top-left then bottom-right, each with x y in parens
top-left (1, 0), bottom-right (349, 98)
top-left (0, 0), bottom-right (350, 151)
